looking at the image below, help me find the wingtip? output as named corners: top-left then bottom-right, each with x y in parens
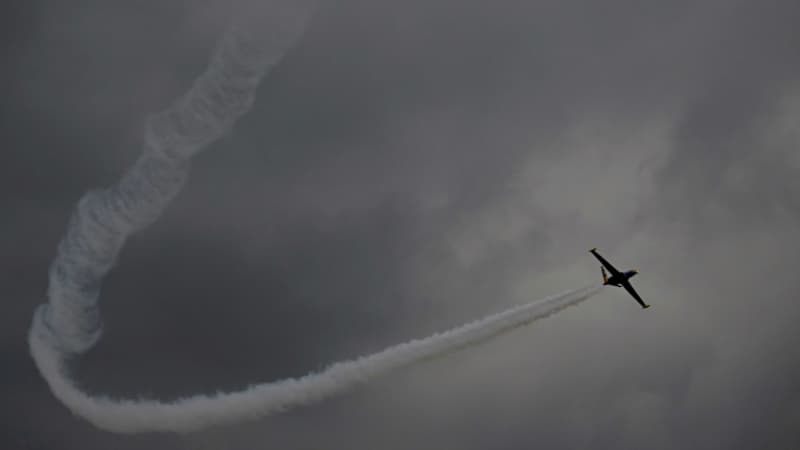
top-left (589, 247), bottom-right (597, 252)
top-left (643, 304), bottom-right (651, 309)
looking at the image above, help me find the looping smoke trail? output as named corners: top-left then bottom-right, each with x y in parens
top-left (27, 0), bottom-right (598, 435)
top-left (31, 285), bottom-right (598, 433)
top-left (27, 0), bottom-right (310, 427)
top-left (32, 5), bottom-right (311, 357)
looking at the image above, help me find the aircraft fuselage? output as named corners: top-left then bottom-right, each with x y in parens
top-left (604, 269), bottom-right (638, 287)
top-left (590, 248), bottom-right (649, 308)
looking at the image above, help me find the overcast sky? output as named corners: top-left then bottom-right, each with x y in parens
top-left (2, 0), bottom-right (800, 448)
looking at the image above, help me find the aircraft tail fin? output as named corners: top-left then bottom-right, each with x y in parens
top-left (601, 266), bottom-right (608, 284)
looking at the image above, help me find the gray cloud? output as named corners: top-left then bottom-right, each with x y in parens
top-left (2, 0), bottom-right (800, 448)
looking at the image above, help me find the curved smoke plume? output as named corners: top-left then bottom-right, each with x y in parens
top-left (31, 4), bottom-right (311, 357)
top-left (28, 2), bottom-right (598, 435)
top-left (31, 286), bottom-right (597, 433)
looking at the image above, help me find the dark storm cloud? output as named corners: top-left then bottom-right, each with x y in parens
top-left (656, 0), bottom-right (800, 227)
top-left (2, 0), bottom-right (800, 448)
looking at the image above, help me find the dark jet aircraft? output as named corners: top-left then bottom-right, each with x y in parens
top-left (589, 248), bottom-right (650, 309)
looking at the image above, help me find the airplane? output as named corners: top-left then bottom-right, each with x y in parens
top-left (589, 248), bottom-right (650, 309)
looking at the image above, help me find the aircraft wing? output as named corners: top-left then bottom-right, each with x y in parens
top-left (621, 280), bottom-right (649, 309)
top-left (589, 248), bottom-right (621, 276)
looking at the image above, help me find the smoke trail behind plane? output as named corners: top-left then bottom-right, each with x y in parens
top-left (31, 5), bottom-right (311, 357)
top-left (27, 0), bottom-right (310, 431)
top-left (30, 285), bottom-right (598, 433)
top-left (26, 0), bottom-right (598, 435)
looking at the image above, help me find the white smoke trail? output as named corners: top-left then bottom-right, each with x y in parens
top-left (27, 0), bottom-right (308, 427)
top-left (26, 0), bottom-right (599, 435)
top-left (31, 4), bottom-right (311, 357)
top-left (30, 285), bottom-right (598, 433)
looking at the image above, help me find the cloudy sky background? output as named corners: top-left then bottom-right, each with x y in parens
top-left (2, 0), bottom-right (799, 448)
